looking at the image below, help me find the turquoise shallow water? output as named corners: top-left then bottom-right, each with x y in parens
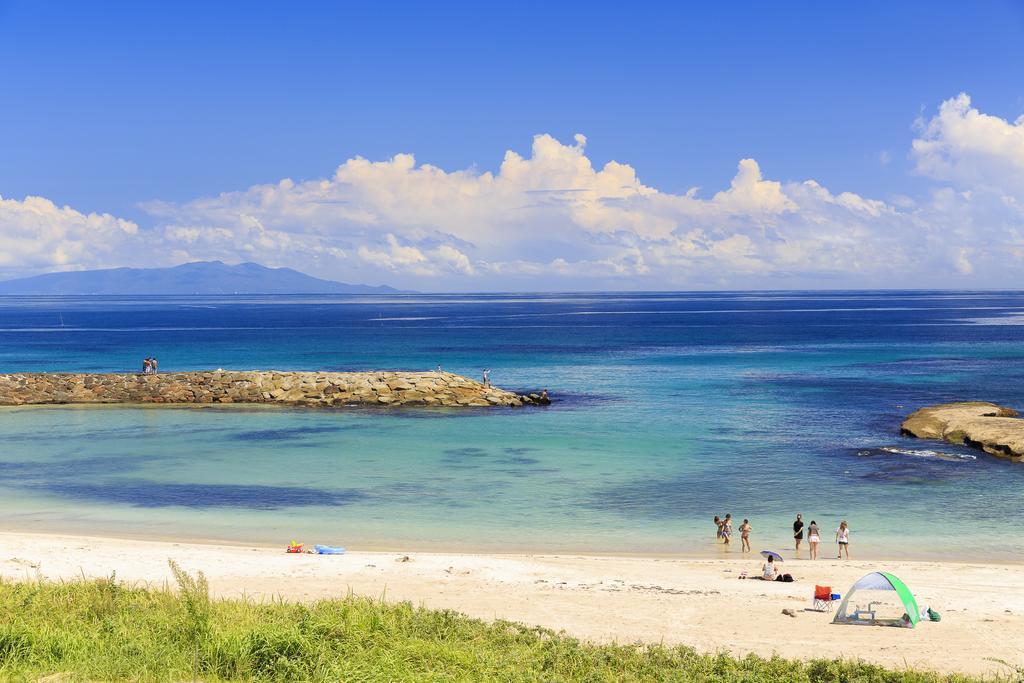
top-left (1, 292), bottom-right (1023, 559)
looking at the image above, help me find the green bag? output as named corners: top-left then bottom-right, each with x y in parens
top-left (927, 607), bottom-right (941, 622)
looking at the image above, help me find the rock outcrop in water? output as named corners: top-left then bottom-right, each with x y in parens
top-left (900, 401), bottom-right (1024, 461)
top-left (0, 371), bottom-right (545, 408)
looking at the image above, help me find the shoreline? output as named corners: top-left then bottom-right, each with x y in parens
top-left (2, 521), bottom-right (1020, 564)
top-left (2, 530), bottom-right (1021, 677)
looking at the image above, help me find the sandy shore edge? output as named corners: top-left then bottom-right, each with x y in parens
top-left (1, 531), bottom-right (1021, 678)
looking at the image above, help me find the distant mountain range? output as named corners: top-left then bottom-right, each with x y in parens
top-left (0, 262), bottom-right (407, 295)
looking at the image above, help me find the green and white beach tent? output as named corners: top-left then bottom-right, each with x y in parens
top-left (833, 572), bottom-right (921, 628)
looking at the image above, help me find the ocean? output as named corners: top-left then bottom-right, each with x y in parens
top-left (1, 291), bottom-right (1022, 560)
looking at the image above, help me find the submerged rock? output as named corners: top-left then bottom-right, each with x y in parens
top-left (900, 402), bottom-right (1024, 461)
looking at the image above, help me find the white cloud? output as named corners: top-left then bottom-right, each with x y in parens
top-left (4, 94), bottom-right (1024, 289)
top-left (357, 234), bottom-right (474, 276)
top-left (711, 159), bottom-right (796, 215)
top-left (0, 194), bottom-right (138, 275)
top-left (912, 93), bottom-right (1024, 200)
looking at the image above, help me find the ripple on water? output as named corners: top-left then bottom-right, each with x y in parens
top-left (856, 446), bottom-right (977, 461)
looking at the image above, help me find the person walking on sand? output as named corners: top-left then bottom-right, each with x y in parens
top-left (807, 519), bottom-right (821, 559)
top-left (792, 514), bottom-right (804, 558)
top-left (721, 513), bottom-right (733, 545)
top-left (836, 520), bottom-right (850, 559)
top-left (739, 518), bottom-right (752, 552)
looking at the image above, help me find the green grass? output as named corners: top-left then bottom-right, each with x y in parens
top-left (0, 562), bottom-right (1009, 682)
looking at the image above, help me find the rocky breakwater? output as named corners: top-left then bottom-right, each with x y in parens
top-left (900, 401), bottom-right (1024, 461)
top-left (0, 371), bottom-right (549, 408)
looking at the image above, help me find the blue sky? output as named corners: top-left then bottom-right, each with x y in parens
top-left (1, 1), bottom-right (1023, 290)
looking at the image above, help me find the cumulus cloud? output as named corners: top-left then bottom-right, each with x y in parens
top-left (711, 159), bottom-right (796, 215)
top-left (0, 194), bottom-right (138, 276)
top-left (912, 93), bottom-right (1024, 200)
top-left (142, 134), bottom-right (908, 287)
top-left (357, 234), bottom-right (474, 276)
top-left (4, 94), bottom-right (1024, 289)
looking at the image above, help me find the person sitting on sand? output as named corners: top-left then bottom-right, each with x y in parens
top-left (760, 555), bottom-right (779, 580)
top-left (739, 519), bottom-right (752, 552)
top-left (836, 520), bottom-right (850, 559)
top-left (738, 555), bottom-right (792, 582)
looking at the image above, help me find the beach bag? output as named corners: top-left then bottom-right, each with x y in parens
top-left (927, 607), bottom-right (941, 622)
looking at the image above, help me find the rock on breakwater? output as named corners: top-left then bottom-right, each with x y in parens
top-left (900, 401), bottom-right (1024, 461)
top-left (0, 371), bottom-right (545, 408)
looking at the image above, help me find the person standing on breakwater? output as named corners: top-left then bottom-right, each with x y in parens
top-left (142, 358), bottom-right (151, 374)
top-left (793, 514), bottom-right (804, 558)
top-left (482, 368), bottom-right (490, 387)
top-left (836, 520), bottom-right (850, 559)
top-left (151, 357), bottom-right (158, 374)
top-left (739, 518), bottom-right (752, 552)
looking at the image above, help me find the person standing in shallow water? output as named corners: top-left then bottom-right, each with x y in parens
top-left (713, 515), bottom-right (722, 541)
top-left (793, 514), bottom-right (804, 558)
top-left (739, 518), bottom-right (752, 552)
top-left (721, 513), bottom-right (733, 545)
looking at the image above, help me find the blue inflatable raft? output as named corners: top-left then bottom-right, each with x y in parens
top-left (314, 544), bottom-right (345, 555)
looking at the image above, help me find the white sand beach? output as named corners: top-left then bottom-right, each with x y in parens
top-left (1, 531), bottom-right (1021, 678)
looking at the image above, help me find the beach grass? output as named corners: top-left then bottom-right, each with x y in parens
top-left (0, 562), bottom-right (1000, 682)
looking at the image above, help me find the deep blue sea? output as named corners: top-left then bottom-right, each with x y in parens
top-left (1, 292), bottom-right (1023, 559)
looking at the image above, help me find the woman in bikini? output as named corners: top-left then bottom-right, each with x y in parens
top-left (739, 519), bottom-right (752, 552)
top-left (807, 519), bottom-right (821, 559)
top-left (836, 520), bottom-right (850, 559)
